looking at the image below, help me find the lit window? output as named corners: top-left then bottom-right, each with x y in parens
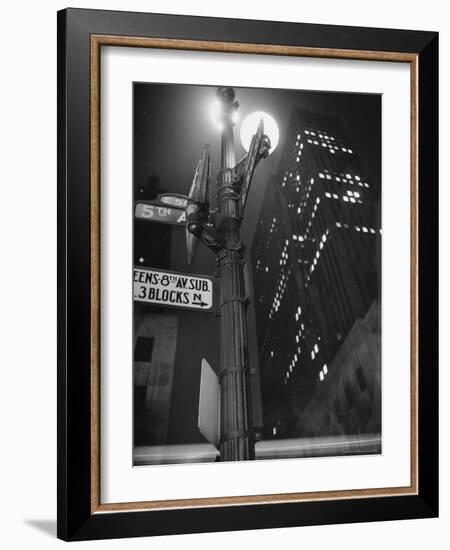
top-left (322, 234), bottom-right (327, 242)
top-left (354, 191), bottom-right (360, 198)
top-left (325, 192), bottom-right (331, 198)
top-left (355, 226), bottom-right (360, 231)
top-left (336, 222), bottom-right (342, 228)
top-left (350, 197), bottom-right (356, 203)
top-left (370, 228), bottom-right (376, 234)
top-left (343, 196), bottom-right (349, 202)
top-left (319, 173), bottom-right (325, 179)
top-left (347, 190), bottom-right (353, 196)
top-left (323, 364), bottom-right (328, 374)
top-left (346, 173), bottom-right (352, 179)
top-left (355, 175), bottom-right (361, 181)
top-left (265, 267), bottom-right (269, 272)
top-left (273, 427), bottom-right (277, 435)
top-left (362, 226), bottom-right (368, 233)
top-left (333, 193), bottom-right (338, 199)
top-left (319, 371), bottom-right (324, 382)
top-left (311, 351), bottom-right (315, 360)
top-left (314, 343), bottom-right (319, 353)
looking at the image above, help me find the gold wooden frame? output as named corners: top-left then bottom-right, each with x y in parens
top-left (90, 35), bottom-right (419, 514)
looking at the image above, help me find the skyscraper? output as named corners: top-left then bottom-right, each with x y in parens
top-left (251, 107), bottom-right (381, 442)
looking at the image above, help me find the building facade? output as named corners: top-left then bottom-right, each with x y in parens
top-left (297, 301), bottom-right (381, 446)
top-left (251, 108), bottom-right (381, 442)
top-left (133, 173), bottom-right (178, 450)
top-left (133, 311), bottom-right (179, 447)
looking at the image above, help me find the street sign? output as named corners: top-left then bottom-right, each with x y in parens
top-left (133, 267), bottom-right (214, 311)
top-left (186, 145), bottom-right (211, 264)
top-left (240, 118), bottom-right (265, 209)
top-left (135, 202), bottom-right (186, 225)
top-left (198, 359), bottom-right (220, 449)
top-left (159, 194), bottom-right (188, 209)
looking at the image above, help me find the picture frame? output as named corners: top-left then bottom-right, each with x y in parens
top-left (57, 7), bottom-right (438, 541)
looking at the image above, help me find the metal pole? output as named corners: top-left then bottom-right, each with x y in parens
top-left (216, 88), bottom-right (255, 461)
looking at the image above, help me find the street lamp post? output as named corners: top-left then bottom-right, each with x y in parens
top-left (186, 87), bottom-right (271, 461)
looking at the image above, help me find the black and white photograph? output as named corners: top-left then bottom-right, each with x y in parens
top-left (0, 0), bottom-right (443, 546)
top-left (132, 82), bottom-right (382, 466)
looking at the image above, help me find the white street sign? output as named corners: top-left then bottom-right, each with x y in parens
top-left (133, 267), bottom-right (214, 311)
top-left (135, 202), bottom-right (186, 225)
top-left (159, 194), bottom-right (188, 208)
top-left (198, 359), bottom-right (220, 449)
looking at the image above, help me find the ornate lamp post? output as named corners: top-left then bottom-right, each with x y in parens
top-left (186, 87), bottom-right (272, 461)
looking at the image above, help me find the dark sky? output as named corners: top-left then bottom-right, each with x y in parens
top-left (133, 82), bottom-right (381, 444)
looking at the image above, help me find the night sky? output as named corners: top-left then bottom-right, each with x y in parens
top-left (133, 82), bottom-right (381, 445)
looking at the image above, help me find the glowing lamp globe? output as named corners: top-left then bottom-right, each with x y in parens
top-left (240, 111), bottom-right (279, 154)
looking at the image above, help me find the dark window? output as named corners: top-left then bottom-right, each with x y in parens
top-left (344, 382), bottom-right (354, 409)
top-left (356, 365), bottom-right (367, 392)
top-left (334, 398), bottom-right (343, 421)
top-left (134, 336), bottom-right (154, 362)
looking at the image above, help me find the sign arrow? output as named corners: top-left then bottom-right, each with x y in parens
top-left (192, 300), bottom-right (208, 308)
